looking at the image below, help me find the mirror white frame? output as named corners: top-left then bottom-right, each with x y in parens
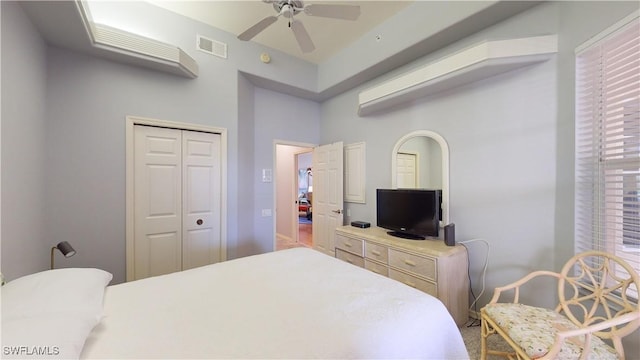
top-left (391, 130), bottom-right (450, 225)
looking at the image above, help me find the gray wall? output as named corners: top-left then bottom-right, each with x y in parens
top-left (42, 46), bottom-right (241, 283)
top-left (1, 3), bottom-right (48, 279)
top-left (323, 46), bottom-right (559, 310)
top-left (322, 0), bottom-right (638, 307)
top-left (1, 1), bottom-right (638, 355)
top-left (321, 1), bottom-right (638, 356)
top-left (236, 74), bottom-right (256, 259)
top-left (1, 1), bottom-right (323, 283)
top-left (253, 87), bottom-right (321, 253)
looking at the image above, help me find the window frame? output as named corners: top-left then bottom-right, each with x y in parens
top-left (574, 10), bottom-right (639, 299)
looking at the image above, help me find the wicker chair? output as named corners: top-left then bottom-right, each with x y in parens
top-left (481, 251), bottom-right (640, 360)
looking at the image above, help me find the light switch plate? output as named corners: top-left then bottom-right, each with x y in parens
top-left (262, 169), bottom-right (272, 182)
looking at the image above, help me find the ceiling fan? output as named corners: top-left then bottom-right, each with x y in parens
top-left (237, 0), bottom-right (361, 53)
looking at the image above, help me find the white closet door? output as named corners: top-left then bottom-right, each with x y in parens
top-left (182, 130), bottom-right (222, 270)
top-left (134, 126), bottom-right (183, 279)
top-left (396, 152), bottom-right (418, 188)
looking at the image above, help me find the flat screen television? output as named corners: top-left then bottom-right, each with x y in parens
top-left (376, 189), bottom-right (441, 240)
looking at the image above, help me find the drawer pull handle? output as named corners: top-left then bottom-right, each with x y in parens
top-left (346, 258), bottom-right (353, 264)
top-left (372, 250), bottom-right (381, 256)
top-left (372, 269), bottom-right (380, 274)
top-left (405, 281), bottom-right (416, 288)
top-left (404, 259), bottom-right (417, 267)
top-left (344, 242), bottom-right (352, 247)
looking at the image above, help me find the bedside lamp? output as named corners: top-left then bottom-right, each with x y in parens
top-left (50, 241), bottom-right (76, 269)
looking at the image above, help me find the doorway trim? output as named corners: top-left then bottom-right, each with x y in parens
top-left (293, 148), bottom-right (312, 244)
top-left (125, 116), bottom-right (228, 281)
top-left (273, 140), bottom-right (315, 251)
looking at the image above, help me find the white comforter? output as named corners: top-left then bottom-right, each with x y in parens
top-left (81, 248), bottom-right (469, 359)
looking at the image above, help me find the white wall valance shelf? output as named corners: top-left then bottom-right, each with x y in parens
top-left (358, 35), bottom-right (558, 116)
top-left (20, 1), bottom-right (199, 78)
top-left (76, 0), bottom-right (198, 79)
top-left (89, 23), bottom-right (199, 79)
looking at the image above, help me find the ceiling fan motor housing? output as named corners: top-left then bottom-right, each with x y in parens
top-left (273, 0), bottom-right (304, 17)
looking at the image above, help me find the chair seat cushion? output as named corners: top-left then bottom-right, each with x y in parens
top-left (484, 303), bottom-right (619, 359)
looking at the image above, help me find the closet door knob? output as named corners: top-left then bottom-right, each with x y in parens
top-left (196, 219), bottom-right (203, 225)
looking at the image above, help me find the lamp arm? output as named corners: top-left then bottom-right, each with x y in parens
top-left (50, 246), bottom-right (56, 269)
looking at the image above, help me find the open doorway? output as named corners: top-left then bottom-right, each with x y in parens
top-left (274, 143), bottom-right (314, 251)
top-left (295, 151), bottom-right (313, 248)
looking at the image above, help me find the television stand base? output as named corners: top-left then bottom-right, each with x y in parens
top-left (387, 231), bottom-right (425, 240)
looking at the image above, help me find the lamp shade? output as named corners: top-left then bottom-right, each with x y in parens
top-left (56, 241), bottom-right (76, 257)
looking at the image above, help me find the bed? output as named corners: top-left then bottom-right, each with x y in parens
top-left (2, 247), bottom-right (469, 359)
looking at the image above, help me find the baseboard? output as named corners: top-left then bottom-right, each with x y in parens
top-left (469, 309), bottom-right (480, 320)
top-left (276, 233), bottom-right (293, 243)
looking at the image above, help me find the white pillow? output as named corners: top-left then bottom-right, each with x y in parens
top-left (1, 268), bottom-right (112, 359)
top-left (1, 268), bottom-right (112, 320)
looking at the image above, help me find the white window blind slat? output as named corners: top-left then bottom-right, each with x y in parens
top-left (575, 14), bottom-right (640, 299)
top-left (604, 44), bottom-right (639, 67)
top-left (605, 76), bottom-right (640, 95)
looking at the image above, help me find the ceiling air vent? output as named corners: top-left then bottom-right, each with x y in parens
top-left (197, 35), bottom-right (227, 59)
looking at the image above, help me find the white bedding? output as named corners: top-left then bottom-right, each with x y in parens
top-left (81, 248), bottom-right (469, 359)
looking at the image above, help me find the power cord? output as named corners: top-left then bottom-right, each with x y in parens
top-left (459, 238), bottom-right (490, 327)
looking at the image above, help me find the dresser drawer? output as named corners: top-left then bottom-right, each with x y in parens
top-left (365, 242), bottom-right (388, 264)
top-left (365, 259), bottom-right (389, 277)
top-left (335, 234), bottom-right (364, 256)
top-left (336, 249), bottom-right (364, 268)
top-left (388, 249), bottom-right (436, 281)
top-left (389, 269), bottom-right (437, 296)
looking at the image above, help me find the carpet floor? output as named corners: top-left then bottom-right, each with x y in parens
top-left (461, 320), bottom-right (514, 360)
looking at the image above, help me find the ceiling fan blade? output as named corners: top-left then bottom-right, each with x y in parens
top-left (237, 16), bottom-right (278, 41)
top-left (303, 4), bottom-right (360, 21)
top-left (291, 20), bottom-right (315, 53)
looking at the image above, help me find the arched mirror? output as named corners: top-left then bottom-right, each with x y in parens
top-left (391, 130), bottom-right (450, 225)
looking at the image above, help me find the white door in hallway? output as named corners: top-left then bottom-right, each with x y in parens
top-left (132, 125), bottom-right (221, 280)
top-left (312, 142), bottom-right (344, 256)
top-left (396, 152), bottom-right (418, 188)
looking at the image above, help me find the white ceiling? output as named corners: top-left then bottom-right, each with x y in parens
top-left (146, 1), bottom-right (413, 64)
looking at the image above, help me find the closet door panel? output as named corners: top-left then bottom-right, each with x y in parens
top-left (182, 130), bottom-right (222, 270)
top-left (134, 126), bottom-right (182, 279)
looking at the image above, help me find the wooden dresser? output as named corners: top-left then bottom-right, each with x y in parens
top-left (334, 225), bottom-right (469, 326)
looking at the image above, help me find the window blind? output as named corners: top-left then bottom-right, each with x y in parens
top-left (575, 14), bottom-right (639, 298)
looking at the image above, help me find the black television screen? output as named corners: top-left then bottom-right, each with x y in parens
top-left (376, 189), bottom-right (440, 240)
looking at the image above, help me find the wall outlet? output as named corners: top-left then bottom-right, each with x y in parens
top-left (261, 209), bottom-right (272, 217)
